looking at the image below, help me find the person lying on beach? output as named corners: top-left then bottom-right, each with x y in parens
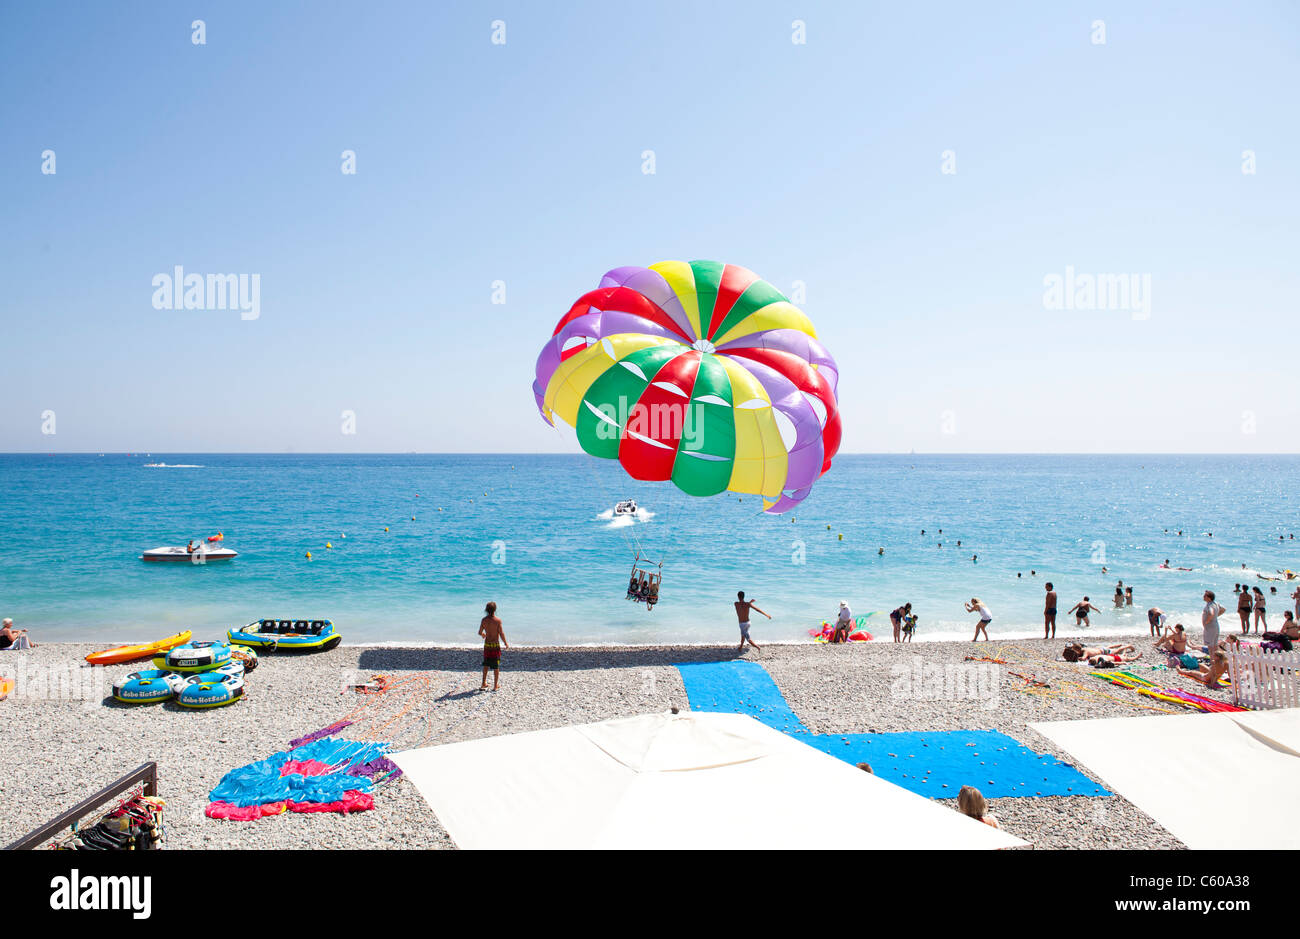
top-left (1069, 597), bottom-right (1101, 627)
top-left (1178, 649), bottom-right (1229, 688)
top-left (478, 601), bottom-right (508, 691)
top-left (1087, 651), bottom-right (1142, 667)
top-left (957, 786), bottom-right (999, 829)
top-left (0, 619), bottom-right (34, 650)
top-left (965, 598), bottom-right (992, 641)
top-left (1062, 642), bottom-right (1135, 662)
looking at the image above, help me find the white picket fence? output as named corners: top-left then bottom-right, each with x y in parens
top-left (1224, 645), bottom-right (1300, 710)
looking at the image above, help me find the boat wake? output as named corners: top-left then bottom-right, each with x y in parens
top-left (595, 508), bottom-right (655, 528)
top-left (143, 463), bottom-right (204, 468)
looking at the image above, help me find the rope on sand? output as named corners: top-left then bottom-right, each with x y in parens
top-left (972, 644), bottom-right (1181, 714)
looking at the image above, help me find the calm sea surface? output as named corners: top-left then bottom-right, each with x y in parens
top-left (1, 454), bottom-right (1296, 645)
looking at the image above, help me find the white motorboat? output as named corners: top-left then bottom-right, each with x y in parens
top-left (613, 500), bottom-right (638, 516)
top-left (141, 545), bottom-right (238, 563)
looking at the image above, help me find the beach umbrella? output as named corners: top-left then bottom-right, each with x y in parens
top-left (392, 711), bottom-right (1025, 850)
top-left (1031, 708), bottom-right (1300, 850)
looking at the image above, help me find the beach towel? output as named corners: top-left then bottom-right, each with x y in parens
top-left (675, 660), bottom-right (1107, 798)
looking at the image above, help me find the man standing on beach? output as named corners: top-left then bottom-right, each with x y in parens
top-left (1202, 590), bottom-right (1225, 651)
top-left (1043, 583), bottom-right (1057, 638)
top-left (734, 590), bottom-right (771, 652)
top-left (478, 601), bottom-right (508, 691)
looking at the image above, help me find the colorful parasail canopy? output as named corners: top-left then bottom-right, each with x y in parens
top-left (533, 261), bottom-right (841, 513)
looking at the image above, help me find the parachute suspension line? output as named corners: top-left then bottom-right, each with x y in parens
top-left (547, 417), bottom-right (642, 561)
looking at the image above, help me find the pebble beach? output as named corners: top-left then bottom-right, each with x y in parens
top-left (0, 637), bottom-right (1237, 850)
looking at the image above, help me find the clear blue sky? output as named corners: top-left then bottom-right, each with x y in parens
top-left (2, 1), bottom-right (1297, 453)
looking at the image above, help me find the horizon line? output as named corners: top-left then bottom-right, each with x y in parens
top-left (4, 451), bottom-right (1300, 458)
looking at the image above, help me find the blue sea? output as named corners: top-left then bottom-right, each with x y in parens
top-left (1, 454), bottom-right (1296, 646)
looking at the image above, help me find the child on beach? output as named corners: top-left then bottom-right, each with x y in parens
top-left (478, 601), bottom-right (508, 691)
top-left (734, 590), bottom-right (771, 652)
top-left (957, 786), bottom-right (999, 828)
top-left (965, 598), bottom-right (992, 641)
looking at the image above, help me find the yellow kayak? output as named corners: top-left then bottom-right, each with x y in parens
top-left (85, 630), bottom-right (193, 666)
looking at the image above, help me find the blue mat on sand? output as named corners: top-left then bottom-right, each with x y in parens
top-left (675, 660), bottom-right (1108, 799)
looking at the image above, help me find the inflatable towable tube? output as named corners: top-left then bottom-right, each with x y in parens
top-left (174, 668), bottom-right (245, 709)
top-left (112, 669), bottom-right (183, 704)
top-left (228, 619), bottom-right (341, 652)
top-left (153, 640), bottom-right (233, 673)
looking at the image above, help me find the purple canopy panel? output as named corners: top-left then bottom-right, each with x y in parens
top-left (598, 265), bottom-right (696, 341)
top-left (716, 329), bottom-right (840, 396)
top-left (534, 307), bottom-right (684, 418)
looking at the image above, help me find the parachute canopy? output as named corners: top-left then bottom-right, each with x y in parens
top-left (533, 261), bottom-right (841, 513)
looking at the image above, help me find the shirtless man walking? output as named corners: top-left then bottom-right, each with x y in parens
top-left (478, 601), bottom-right (508, 691)
top-left (734, 590), bottom-right (771, 652)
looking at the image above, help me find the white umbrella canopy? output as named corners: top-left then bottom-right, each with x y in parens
top-left (393, 711), bottom-right (1026, 850)
top-left (1031, 708), bottom-right (1300, 850)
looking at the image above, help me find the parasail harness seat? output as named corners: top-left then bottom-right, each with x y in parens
top-left (626, 553), bottom-right (661, 610)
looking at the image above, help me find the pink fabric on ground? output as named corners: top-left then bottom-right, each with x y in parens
top-left (206, 800), bottom-right (288, 821)
top-left (281, 759), bottom-right (335, 776)
top-left (287, 791), bottom-right (374, 815)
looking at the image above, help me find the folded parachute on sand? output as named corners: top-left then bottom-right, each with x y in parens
top-left (206, 737), bottom-right (393, 821)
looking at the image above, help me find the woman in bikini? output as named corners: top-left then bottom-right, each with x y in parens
top-left (1237, 587), bottom-right (1253, 633)
top-left (1178, 649), bottom-right (1229, 687)
top-left (1252, 587), bottom-right (1267, 632)
top-left (1261, 611), bottom-right (1300, 650)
